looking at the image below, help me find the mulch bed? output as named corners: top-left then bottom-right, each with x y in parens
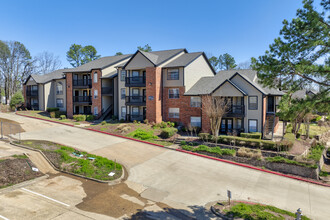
top-left (0, 157), bottom-right (43, 188)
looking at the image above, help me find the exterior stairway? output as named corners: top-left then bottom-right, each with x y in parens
top-left (264, 114), bottom-right (275, 139)
top-left (99, 104), bottom-right (113, 121)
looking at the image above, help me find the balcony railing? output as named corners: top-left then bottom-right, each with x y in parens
top-left (125, 96), bottom-right (146, 106)
top-left (101, 87), bottom-right (113, 95)
top-left (26, 90), bottom-right (38, 96)
top-left (225, 105), bottom-right (245, 117)
top-left (127, 114), bottom-right (146, 122)
top-left (73, 96), bottom-right (92, 103)
top-left (125, 76), bottom-right (146, 87)
top-left (73, 79), bottom-right (92, 87)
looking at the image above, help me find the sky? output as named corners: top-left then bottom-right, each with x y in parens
top-left (0, 0), bottom-right (319, 68)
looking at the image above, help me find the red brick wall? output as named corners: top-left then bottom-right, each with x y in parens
top-left (274, 116), bottom-right (280, 133)
top-left (91, 70), bottom-right (102, 119)
top-left (201, 95), bottom-right (211, 133)
top-left (146, 67), bottom-right (162, 123)
top-left (66, 73), bottom-right (73, 118)
top-left (162, 87), bottom-right (201, 127)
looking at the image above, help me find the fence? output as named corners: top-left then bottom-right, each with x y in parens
top-left (0, 121), bottom-right (23, 142)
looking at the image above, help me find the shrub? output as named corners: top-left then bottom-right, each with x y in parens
top-left (101, 121), bottom-right (107, 125)
top-left (129, 129), bottom-right (157, 140)
top-left (199, 133), bottom-right (212, 141)
top-left (240, 132), bottom-right (262, 139)
top-left (112, 115), bottom-right (118, 120)
top-left (192, 145), bottom-right (236, 156)
top-left (266, 156), bottom-right (317, 168)
top-left (307, 144), bottom-right (325, 162)
top-left (180, 126), bottom-right (187, 132)
top-left (180, 141), bottom-right (187, 146)
top-left (73, 114), bottom-right (86, 121)
top-left (237, 147), bottom-right (262, 159)
top-left (315, 116), bottom-right (322, 121)
top-left (60, 115), bottom-right (66, 120)
top-left (143, 119), bottom-right (149, 124)
top-left (218, 135), bottom-right (279, 151)
top-left (47, 107), bottom-right (59, 112)
top-left (182, 145), bottom-right (193, 151)
top-left (133, 120), bottom-right (138, 124)
top-left (55, 111), bottom-right (60, 118)
top-left (86, 115), bottom-right (95, 121)
top-left (159, 121), bottom-right (168, 128)
top-left (10, 91), bottom-right (24, 108)
top-left (277, 140), bottom-right (294, 151)
top-left (160, 127), bottom-right (178, 139)
top-left (119, 119), bottom-right (125, 123)
top-left (167, 121), bottom-right (175, 127)
top-left (50, 111), bottom-right (56, 118)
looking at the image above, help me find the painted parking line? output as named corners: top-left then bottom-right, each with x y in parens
top-left (0, 215), bottom-right (10, 220)
top-left (21, 188), bottom-right (70, 207)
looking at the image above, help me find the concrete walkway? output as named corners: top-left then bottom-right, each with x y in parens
top-left (1, 113), bottom-right (330, 219)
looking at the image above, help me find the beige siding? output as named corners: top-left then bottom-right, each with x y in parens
top-left (38, 84), bottom-right (44, 110)
top-left (162, 67), bottom-right (184, 87)
top-left (125, 52), bottom-right (153, 70)
top-left (184, 55), bottom-right (214, 91)
top-left (43, 82), bottom-right (54, 111)
top-left (54, 79), bottom-right (66, 111)
top-left (117, 68), bottom-right (126, 119)
top-left (102, 58), bottom-right (131, 78)
top-left (113, 76), bottom-right (118, 116)
top-left (231, 74), bottom-right (263, 132)
top-left (212, 81), bottom-right (243, 97)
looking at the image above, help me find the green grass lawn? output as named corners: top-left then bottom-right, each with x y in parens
top-left (18, 111), bottom-right (76, 125)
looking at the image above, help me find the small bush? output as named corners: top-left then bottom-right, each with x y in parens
top-left (86, 115), bottom-right (95, 121)
top-left (55, 111), bottom-right (60, 118)
top-left (167, 121), bottom-right (175, 127)
top-left (47, 107), bottom-right (59, 112)
top-left (180, 141), bottom-right (187, 146)
top-left (129, 129), bottom-right (157, 140)
top-left (182, 145), bottom-right (193, 151)
top-left (240, 132), bottom-right (262, 139)
top-left (192, 145), bottom-right (236, 156)
top-left (266, 156), bottom-right (317, 168)
top-left (133, 120), bottom-right (138, 124)
top-left (199, 133), bottom-right (212, 141)
top-left (50, 111), bottom-right (56, 118)
top-left (101, 121), bottom-right (107, 125)
top-left (159, 121), bottom-right (168, 128)
top-left (119, 118), bottom-right (125, 123)
top-left (10, 91), bottom-right (24, 108)
top-left (315, 116), bottom-right (322, 121)
top-left (160, 127), bottom-right (178, 139)
top-left (180, 126), bottom-right (187, 132)
top-left (307, 144), bottom-right (325, 162)
top-left (60, 115), bottom-right (66, 120)
top-left (73, 114), bottom-right (86, 121)
top-left (237, 147), bottom-right (262, 159)
top-left (218, 135), bottom-right (278, 151)
top-left (143, 119), bottom-right (149, 124)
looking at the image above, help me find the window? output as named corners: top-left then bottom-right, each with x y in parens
top-left (248, 120), bottom-right (258, 132)
top-left (121, 106), bottom-right (126, 118)
top-left (32, 85), bottom-right (38, 91)
top-left (56, 82), bottom-right (63, 95)
top-left (121, 70), bottom-right (126, 81)
top-left (169, 88), bottom-right (179, 99)
top-left (132, 88), bottom-right (139, 96)
top-left (169, 108), bottom-right (179, 118)
top-left (94, 72), bottom-right (98, 83)
top-left (56, 98), bottom-right (63, 108)
top-left (94, 107), bottom-right (98, 116)
top-left (121, 88), bottom-right (126, 99)
top-left (190, 96), bottom-right (201, 107)
top-left (248, 96), bottom-right (258, 110)
top-left (132, 107), bottom-right (139, 115)
top-left (237, 119), bottom-right (242, 129)
top-left (32, 98), bottom-right (38, 105)
top-left (191, 117), bottom-right (201, 127)
top-left (167, 69), bottom-right (179, 80)
top-left (132, 71), bottom-right (139, 81)
top-left (94, 90), bottom-right (98, 99)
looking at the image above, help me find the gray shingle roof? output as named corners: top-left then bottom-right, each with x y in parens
top-left (185, 69), bottom-right (285, 96)
top-left (66, 54), bottom-right (132, 73)
top-left (163, 52), bottom-right (203, 68)
top-left (29, 69), bottom-right (69, 84)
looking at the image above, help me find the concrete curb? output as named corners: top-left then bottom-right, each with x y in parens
top-left (10, 142), bottom-right (125, 184)
top-left (15, 112), bottom-right (330, 187)
top-left (176, 149), bottom-right (330, 187)
top-left (15, 112), bottom-right (74, 127)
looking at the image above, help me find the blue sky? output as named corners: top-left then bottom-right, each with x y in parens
top-left (0, 0), bottom-right (314, 68)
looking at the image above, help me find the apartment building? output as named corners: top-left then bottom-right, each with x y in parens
top-left (23, 48), bottom-right (284, 138)
top-left (23, 69), bottom-right (68, 111)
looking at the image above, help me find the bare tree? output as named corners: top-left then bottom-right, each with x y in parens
top-left (203, 95), bottom-right (230, 144)
top-left (34, 51), bottom-right (62, 75)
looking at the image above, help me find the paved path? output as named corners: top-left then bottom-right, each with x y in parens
top-left (1, 112), bottom-right (330, 219)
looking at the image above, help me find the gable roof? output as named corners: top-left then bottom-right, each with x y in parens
top-left (185, 69), bottom-right (285, 96)
top-left (163, 52), bottom-right (203, 68)
top-left (25, 69), bottom-right (69, 85)
top-left (65, 54), bottom-right (132, 73)
top-left (123, 48), bottom-right (187, 69)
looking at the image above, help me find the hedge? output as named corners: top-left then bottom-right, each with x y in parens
top-left (240, 132), bottom-right (262, 139)
top-left (73, 114), bottom-right (86, 121)
top-left (47, 107), bottom-right (59, 112)
top-left (160, 127), bottom-right (178, 139)
top-left (86, 115), bottom-right (95, 121)
top-left (182, 144), bottom-right (236, 156)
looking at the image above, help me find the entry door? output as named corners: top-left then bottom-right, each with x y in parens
top-left (75, 106), bottom-right (80, 114)
top-left (74, 90), bottom-right (79, 96)
top-left (267, 96), bottom-right (275, 112)
top-left (220, 119), bottom-right (233, 133)
top-left (83, 75), bottom-right (88, 85)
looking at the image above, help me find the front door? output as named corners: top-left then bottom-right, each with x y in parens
top-left (75, 106), bottom-right (80, 114)
top-left (267, 96), bottom-right (275, 113)
top-left (83, 75), bottom-right (88, 86)
top-left (220, 118), bottom-right (233, 134)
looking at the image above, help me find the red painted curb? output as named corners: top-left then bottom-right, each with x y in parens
top-left (15, 112), bottom-right (74, 127)
top-left (86, 128), bottom-right (165, 148)
top-left (176, 149), bottom-right (330, 187)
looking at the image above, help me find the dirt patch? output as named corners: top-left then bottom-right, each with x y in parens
top-left (43, 151), bottom-right (62, 168)
top-left (0, 157), bottom-right (43, 188)
top-left (0, 117), bottom-right (25, 136)
top-left (289, 140), bottom-right (309, 155)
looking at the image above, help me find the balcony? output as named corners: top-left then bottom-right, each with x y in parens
top-left (101, 87), bottom-right (113, 95)
top-left (125, 96), bottom-right (146, 106)
top-left (127, 114), bottom-right (146, 122)
top-left (224, 105), bottom-right (245, 117)
top-left (26, 90), bottom-right (38, 96)
top-left (125, 76), bottom-right (146, 87)
top-left (73, 96), bottom-right (92, 104)
top-left (73, 79), bottom-right (92, 88)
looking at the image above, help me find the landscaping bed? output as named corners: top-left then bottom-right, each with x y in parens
top-left (212, 201), bottom-right (310, 220)
top-left (0, 155), bottom-right (43, 188)
top-left (17, 140), bottom-right (123, 181)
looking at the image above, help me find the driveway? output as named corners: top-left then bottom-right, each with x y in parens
top-left (1, 112), bottom-right (330, 219)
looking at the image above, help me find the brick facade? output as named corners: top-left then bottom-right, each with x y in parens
top-left (201, 95), bottom-right (211, 133)
top-left (66, 73), bottom-right (73, 118)
top-left (91, 69), bottom-right (102, 119)
top-left (146, 67), bottom-right (162, 123)
top-left (162, 86), bottom-right (201, 127)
